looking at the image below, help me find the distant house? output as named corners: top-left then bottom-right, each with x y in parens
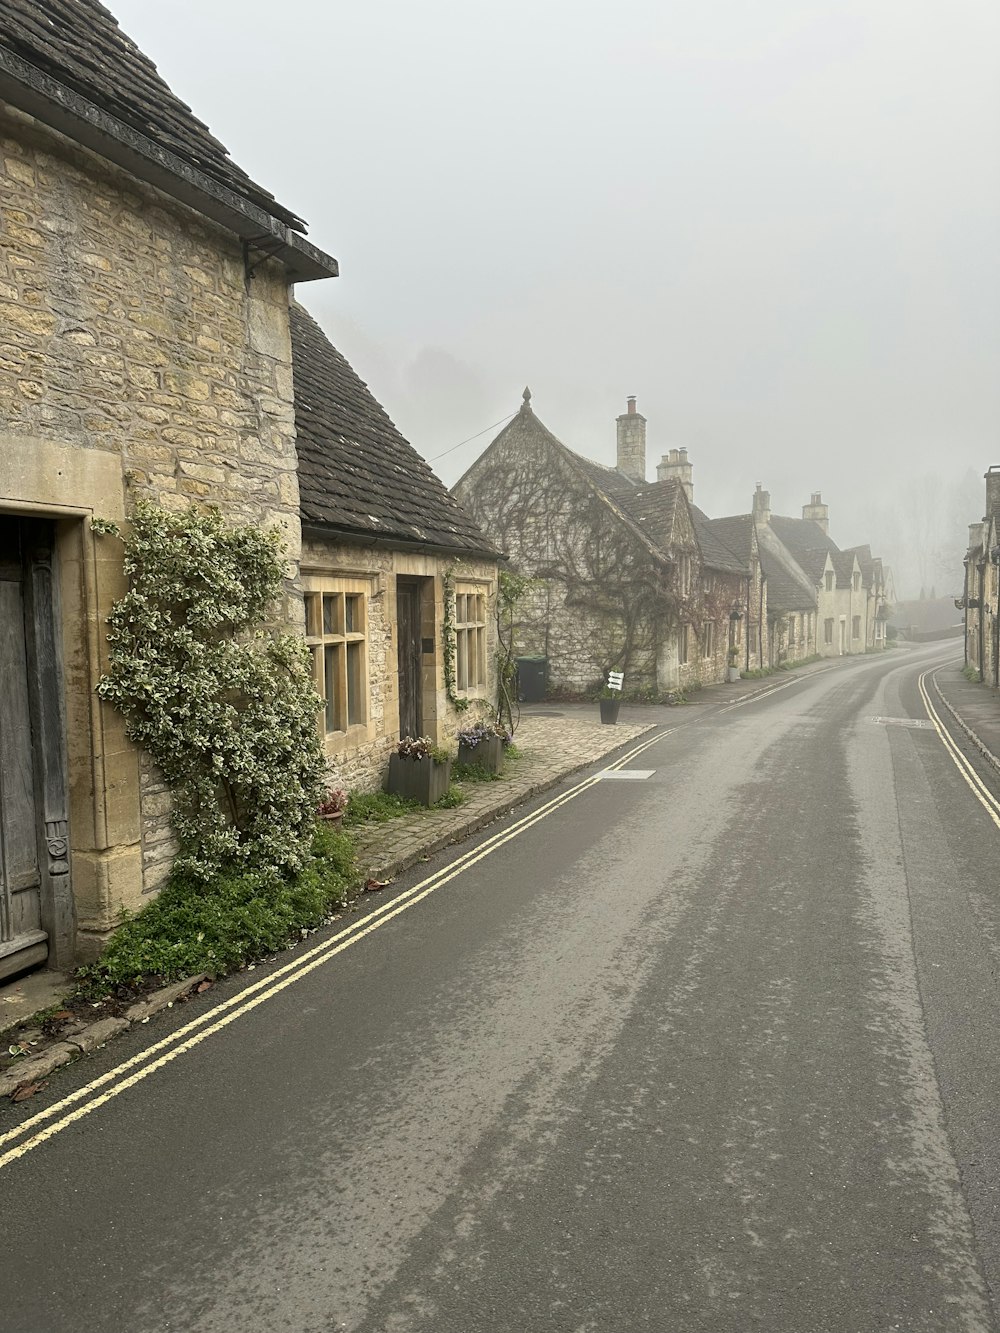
top-left (759, 491), bottom-right (885, 658)
top-left (452, 392), bottom-right (749, 696)
top-left (962, 466), bottom-right (1000, 684)
top-left (291, 305), bottom-right (501, 792)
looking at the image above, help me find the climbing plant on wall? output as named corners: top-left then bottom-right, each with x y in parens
top-left (93, 501), bottom-right (325, 881)
top-left (494, 568), bottom-right (535, 736)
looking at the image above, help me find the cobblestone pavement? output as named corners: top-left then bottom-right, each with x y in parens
top-left (350, 714), bottom-right (657, 882)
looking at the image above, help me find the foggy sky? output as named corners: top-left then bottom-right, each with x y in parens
top-left (110, 0), bottom-right (1000, 596)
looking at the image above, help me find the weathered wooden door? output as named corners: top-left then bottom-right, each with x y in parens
top-left (0, 518), bottom-right (72, 979)
top-left (396, 580), bottom-right (422, 740)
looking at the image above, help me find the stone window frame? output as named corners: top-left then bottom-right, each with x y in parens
top-left (824, 617), bottom-right (834, 645)
top-left (678, 623), bottom-right (689, 665)
top-left (702, 620), bottom-right (715, 659)
top-left (302, 573), bottom-right (374, 747)
top-left (852, 615), bottom-right (861, 640)
top-left (825, 570), bottom-right (834, 592)
top-left (453, 582), bottom-right (489, 696)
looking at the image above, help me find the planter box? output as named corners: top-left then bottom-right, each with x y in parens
top-left (599, 698), bottom-right (621, 725)
top-left (457, 735), bottom-right (505, 774)
top-left (387, 752), bottom-right (452, 806)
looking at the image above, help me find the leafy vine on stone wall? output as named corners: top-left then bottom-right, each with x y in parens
top-left (93, 501), bottom-right (326, 881)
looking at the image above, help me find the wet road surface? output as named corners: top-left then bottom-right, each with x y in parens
top-left (2, 642), bottom-right (999, 1332)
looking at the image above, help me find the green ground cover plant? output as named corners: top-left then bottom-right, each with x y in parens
top-left (76, 825), bottom-right (355, 996)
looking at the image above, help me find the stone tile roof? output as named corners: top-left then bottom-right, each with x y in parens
top-left (832, 551), bottom-right (858, 586)
top-left (291, 306), bottom-right (501, 558)
top-left (690, 508), bottom-right (750, 575)
top-left (0, 0), bottom-right (303, 230)
top-left (769, 514), bottom-right (838, 558)
top-left (617, 480), bottom-right (688, 553)
top-left (842, 544), bottom-right (875, 585)
top-left (758, 547), bottom-right (816, 613)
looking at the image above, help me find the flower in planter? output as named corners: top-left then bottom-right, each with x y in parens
top-left (456, 720), bottom-right (513, 750)
top-left (317, 788), bottom-right (348, 816)
top-left (395, 735), bottom-right (450, 764)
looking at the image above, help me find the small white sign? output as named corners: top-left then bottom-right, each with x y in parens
top-left (607, 671), bottom-right (624, 691)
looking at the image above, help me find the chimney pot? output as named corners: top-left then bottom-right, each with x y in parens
top-left (627, 396), bottom-right (636, 415)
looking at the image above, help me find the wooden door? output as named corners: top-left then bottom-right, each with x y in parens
top-left (396, 580), bottom-right (422, 740)
top-left (0, 520), bottom-right (47, 978)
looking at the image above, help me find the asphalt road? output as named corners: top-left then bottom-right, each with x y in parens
top-left (2, 642), bottom-right (999, 1333)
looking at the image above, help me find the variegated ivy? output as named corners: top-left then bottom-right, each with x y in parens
top-left (94, 501), bottom-right (325, 881)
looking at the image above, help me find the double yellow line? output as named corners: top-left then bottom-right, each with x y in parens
top-left (0, 728), bottom-right (669, 1171)
top-left (919, 669), bottom-right (1000, 831)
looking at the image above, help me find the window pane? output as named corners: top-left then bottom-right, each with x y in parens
top-left (324, 644), bottom-right (337, 731)
top-left (346, 641), bottom-right (364, 725)
top-left (476, 626), bottom-right (486, 685)
top-left (345, 594), bottom-right (362, 634)
top-left (323, 594), bottom-right (336, 635)
top-left (305, 594), bottom-right (321, 639)
top-left (457, 628), bottom-right (468, 689)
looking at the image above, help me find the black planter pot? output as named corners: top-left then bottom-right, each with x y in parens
top-left (386, 753), bottom-right (451, 806)
top-left (599, 698), bottom-right (621, 725)
top-left (457, 735), bottom-right (505, 774)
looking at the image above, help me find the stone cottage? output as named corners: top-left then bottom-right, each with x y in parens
top-left (453, 392), bottom-right (747, 696)
top-left (756, 490), bottom-right (885, 659)
top-left (0, 0), bottom-right (499, 977)
top-left (0, 0), bottom-right (341, 972)
top-left (290, 304), bottom-right (501, 792)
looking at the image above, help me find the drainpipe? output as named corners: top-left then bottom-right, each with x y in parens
top-left (963, 558), bottom-right (969, 668)
top-left (979, 561), bottom-right (986, 682)
top-left (745, 575), bottom-right (751, 671)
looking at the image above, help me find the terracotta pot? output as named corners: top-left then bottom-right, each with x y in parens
top-left (318, 810), bottom-right (344, 827)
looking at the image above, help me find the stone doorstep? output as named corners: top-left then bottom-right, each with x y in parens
top-left (0, 973), bottom-right (208, 1101)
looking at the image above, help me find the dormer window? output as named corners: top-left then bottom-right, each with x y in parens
top-left (825, 571), bottom-right (834, 592)
top-left (853, 572), bottom-right (861, 592)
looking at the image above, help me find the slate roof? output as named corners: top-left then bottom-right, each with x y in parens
top-left (832, 551), bottom-right (858, 586)
top-left (758, 546), bottom-right (816, 613)
top-left (291, 305), bottom-right (501, 558)
top-left (0, 0), bottom-right (304, 230)
top-left (842, 544), bottom-right (875, 586)
top-left (768, 515), bottom-right (838, 585)
top-left (708, 514), bottom-right (757, 573)
top-left (690, 508), bottom-right (750, 576)
top-left (618, 480), bottom-right (688, 554)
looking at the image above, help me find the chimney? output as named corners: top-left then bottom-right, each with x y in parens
top-left (656, 446), bottom-right (694, 501)
top-left (803, 491), bottom-right (829, 535)
top-left (752, 482), bottom-right (771, 526)
top-left (969, 521), bottom-right (985, 552)
top-left (985, 466), bottom-right (1000, 522)
top-left (616, 396), bottom-right (646, 483)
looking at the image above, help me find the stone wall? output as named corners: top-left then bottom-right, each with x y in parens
top-left (0, 102), bottom-right (303, 950)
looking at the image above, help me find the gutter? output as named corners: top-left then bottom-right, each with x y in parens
top-left (300, 523), bottom-right (506, 564)
top-left (0, 49), bottom-right (338, 283)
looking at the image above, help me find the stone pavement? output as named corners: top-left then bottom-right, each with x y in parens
top-left (350, 712), bottom-right (656, 882)
top-left (930, 660), bottom-right (1000, 773)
